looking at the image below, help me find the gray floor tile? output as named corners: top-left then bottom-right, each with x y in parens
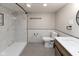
top-left (20, 43), bottom-right (55, 56)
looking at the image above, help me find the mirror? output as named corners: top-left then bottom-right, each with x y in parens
top-left (76, 10), bottom-right (79, 25)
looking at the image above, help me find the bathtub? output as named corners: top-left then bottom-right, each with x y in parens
top-left (0, 42), bottom-right (27, 56)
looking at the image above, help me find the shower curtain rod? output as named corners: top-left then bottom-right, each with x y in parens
top-left (16, 3), bottom-right (28, 14)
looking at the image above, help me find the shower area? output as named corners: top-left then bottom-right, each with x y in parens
top-left (0, 3), bottom-right (28, 56)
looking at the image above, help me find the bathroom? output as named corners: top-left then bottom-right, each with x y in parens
top-left (0, 2), bottom-right (79, 56)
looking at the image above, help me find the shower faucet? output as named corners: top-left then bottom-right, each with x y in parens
top-left (34, 33), bottom-right (38, 37)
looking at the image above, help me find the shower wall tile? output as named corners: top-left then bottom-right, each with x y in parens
top-left (0, 6), bottom-right (16, 52)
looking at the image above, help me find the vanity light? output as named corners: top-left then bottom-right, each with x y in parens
top-left (26, 4), bottom-right (31, 8)
top-left (43, 3), bottom-right (47, 7)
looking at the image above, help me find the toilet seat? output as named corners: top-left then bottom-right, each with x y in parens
top-left (43, 37), bottom-right (54, 41)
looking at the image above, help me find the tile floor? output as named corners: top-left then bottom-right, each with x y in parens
top-left (20, 43), bottom-right (55, 56)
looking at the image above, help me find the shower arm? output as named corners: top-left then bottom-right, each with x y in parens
top-left (15, 3), bottom-right (28, 14)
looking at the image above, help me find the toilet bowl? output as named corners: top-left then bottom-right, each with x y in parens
top-left (42, 32), bottom-right (57, 48)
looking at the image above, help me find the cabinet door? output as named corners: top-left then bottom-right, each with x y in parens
top-left (54, 40), bottom-right (72, 56)
top-left (55, 46), bottom-right (61, 56)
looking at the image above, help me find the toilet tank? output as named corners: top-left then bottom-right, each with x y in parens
top-left (50, 32), bottom-right (58, 38)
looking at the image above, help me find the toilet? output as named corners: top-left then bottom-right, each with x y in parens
top-left (43, 32), bottom-right (58, 48)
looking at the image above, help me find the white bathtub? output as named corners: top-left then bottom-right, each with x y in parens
top-left (0, 42), bottom-right (27, 56)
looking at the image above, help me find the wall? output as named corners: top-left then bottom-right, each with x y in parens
top-left (15, 14), bottom-right (27, 43)
top-left (0, 6), bottom-right (16, 52)
top-left (55, 3), bottom-right (79, 37)
top-left (28, 13), bottom-right (55, 43)
top-left (28, 13), bottom-right (55, 29)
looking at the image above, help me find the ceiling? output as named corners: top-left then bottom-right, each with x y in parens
top-left (0, 3), bottom-right (67, 13)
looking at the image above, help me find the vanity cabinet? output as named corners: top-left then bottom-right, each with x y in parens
top-left (54, 40), bottom-right (72, 56)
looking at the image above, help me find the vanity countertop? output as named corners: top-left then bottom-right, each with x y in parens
top-left (55, 37), bottom-right (79, 56)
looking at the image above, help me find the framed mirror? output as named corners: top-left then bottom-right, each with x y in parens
top-left (76, 10), bottom-right (79, 25)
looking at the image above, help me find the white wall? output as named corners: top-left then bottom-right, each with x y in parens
top-left (28, 13), bottom-right (55, 30)
top-left (15, 14), bottom-right (27, 42)
top-left (28, 13), bottom-right (55, 43)
top-left (55, 3), bottom-right (79, 37)
top-left (0, 6), bottom-right (16, 52)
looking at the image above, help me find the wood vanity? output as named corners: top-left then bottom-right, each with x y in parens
top-left (54, 39), bottom-right (72, 56)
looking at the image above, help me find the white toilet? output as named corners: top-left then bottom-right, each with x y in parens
top-left (43, 32), bottom-right (58, 48)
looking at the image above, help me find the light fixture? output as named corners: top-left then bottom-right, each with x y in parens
top-left (43, 3), bottom-right (47, 7)
top-left (26, 4), bottom-right (31, 8)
